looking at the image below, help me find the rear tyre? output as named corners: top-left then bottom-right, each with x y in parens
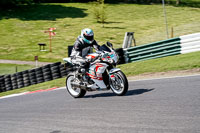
top-left (110, 70), bottom-right (128, 96)
top-left (66, 74), bottom-right (86, 98)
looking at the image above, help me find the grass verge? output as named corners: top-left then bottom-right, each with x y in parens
top-left (0, 63), bottom-right (34, 75)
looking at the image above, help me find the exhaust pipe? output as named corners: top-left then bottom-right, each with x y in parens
top-left (71, 82), bottom-right (107, 91)
top-left (71, 82), bottom-right (91, 90)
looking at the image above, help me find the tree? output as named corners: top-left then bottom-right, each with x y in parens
top-left (0, 0), bottom-right (35, 8)
top-left (93, 0), bottom-right (107, 27)
top-left (176, 0), bottom-right (180, 5)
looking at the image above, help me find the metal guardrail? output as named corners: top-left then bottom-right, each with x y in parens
top-left (124, 32), bottom-right (200, 63)
top-left (180, 33), bottom-right (200, 54)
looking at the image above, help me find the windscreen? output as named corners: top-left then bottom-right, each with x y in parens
top-left (99, 44), bottom-right (111, 52)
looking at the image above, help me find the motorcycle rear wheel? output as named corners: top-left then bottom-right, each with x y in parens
top-left (110, 70), bottom-right (128, 96)
top-left (66, 74), bottom-right (86, 98)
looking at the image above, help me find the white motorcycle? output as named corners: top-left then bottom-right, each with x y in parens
top-left (63, 42), bottom-right (128, 98)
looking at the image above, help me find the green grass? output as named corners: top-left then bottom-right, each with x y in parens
top-left (0, 2), bottom-right (200, 97)
top-left (0, 3), bottom-right (200, 62)
top-left (0, 64), bottom-right (34, 75)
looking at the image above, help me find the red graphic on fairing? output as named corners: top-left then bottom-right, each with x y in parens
top-left (87, 55), bottom-right (96, 59)
top-left (95, 63), bottom-right (104, 72)
top-left (110, 75), bottom-right (115, 78)
top-left (86, 63), bottom-right (105, 80)
top-left (86, 72), bottom-right (103, 80)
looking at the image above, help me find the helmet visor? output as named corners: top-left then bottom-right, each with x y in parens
top-left (83, 33), bottom-right (94, 41)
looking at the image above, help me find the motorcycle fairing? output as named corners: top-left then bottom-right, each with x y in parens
top-left (109, 51), bottom-right (119, 64)
top-left (86, 53), bottom-right (99, 62)
top-left (87, 63), bottom-right (108, 89)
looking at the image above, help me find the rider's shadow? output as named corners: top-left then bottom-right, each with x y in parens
top-left (84, 88), bottom-right (155, 98)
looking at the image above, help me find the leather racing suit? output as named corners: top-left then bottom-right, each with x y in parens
top-left (70, 36), bottom-right (100, 72)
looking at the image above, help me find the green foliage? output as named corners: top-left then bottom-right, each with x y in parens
top-left (97, 0), bottom-right (104, 4)
top-left (0, 0), bottom-right (34, 8)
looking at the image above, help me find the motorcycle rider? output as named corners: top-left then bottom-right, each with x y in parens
top-left (70, 28), bottom-right (100, 73)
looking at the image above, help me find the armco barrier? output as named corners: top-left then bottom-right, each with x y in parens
top-left (124, 32), bottom-right (200, 63)
top-left (0, 62), bottom-right (71, 93)
top-left (180, 33), bottom-right (200, 54)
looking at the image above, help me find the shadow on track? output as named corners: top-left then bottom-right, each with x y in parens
top-left (50, 130), bottom-right (61, 133)
top-left (84, 88), bottom-right (155, 98)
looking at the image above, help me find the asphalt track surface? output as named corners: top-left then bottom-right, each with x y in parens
top-left (0, 75), bottom-right (200, 133)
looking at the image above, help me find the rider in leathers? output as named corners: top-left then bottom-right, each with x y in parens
top-left (70, 28), bottom-right (100, 72)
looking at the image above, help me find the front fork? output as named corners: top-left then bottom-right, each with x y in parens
top-left (106, 68), bottom-right (121, 84)
top-left (108, 68), bottom-right (121, 79)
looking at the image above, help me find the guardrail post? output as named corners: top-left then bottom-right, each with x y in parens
top-left (122, 32), bottom-right (136, 49)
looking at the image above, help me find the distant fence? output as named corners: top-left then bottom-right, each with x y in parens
top-left (124, 32), bottom-right (200, 63)
top-left (0, 62), bottom-right (73, 92)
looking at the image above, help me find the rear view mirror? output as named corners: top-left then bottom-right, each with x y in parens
top-left (106, 42), bottom-right (113, 48)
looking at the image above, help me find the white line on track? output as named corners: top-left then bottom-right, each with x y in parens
top-left (129, 74), bottom-right (200, 82)
top-left (0, 92), bottom-right (28, 100)
top-left (0, 87), bottom-right (66, 100)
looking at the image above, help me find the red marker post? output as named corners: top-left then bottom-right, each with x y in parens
top-left (44, 28), bottom-right (56, 52)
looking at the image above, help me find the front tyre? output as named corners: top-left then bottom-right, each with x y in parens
top-left (110, 71), bottom-right (128, 96)
top-left (66, 74), bottom-right (86, 98)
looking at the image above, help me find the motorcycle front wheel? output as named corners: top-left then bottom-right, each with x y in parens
top-left (110, 70), bottom-right (128, 96)
top-left (66, 74), bottom-right (86, 98)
